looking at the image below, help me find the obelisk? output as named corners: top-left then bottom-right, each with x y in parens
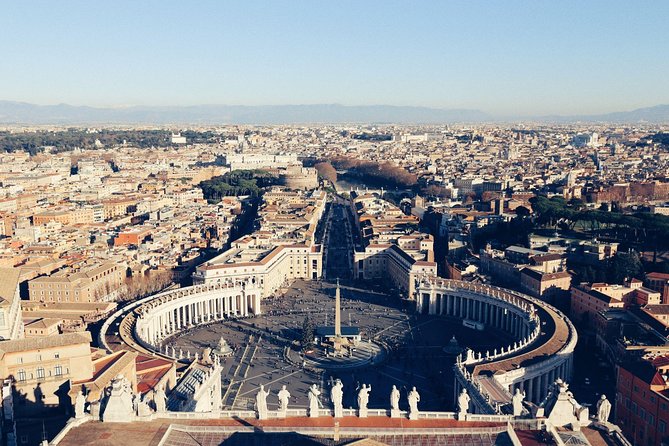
top-left (335, 279), bottom-right (342, 337)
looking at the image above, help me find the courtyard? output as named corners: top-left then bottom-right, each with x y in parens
top-left (165, 279), bottom-right (515, 413)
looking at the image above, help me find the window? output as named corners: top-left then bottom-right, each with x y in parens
top-left (660, 420), bottom-right (667, 433)
top-left (54, 353), bottom-right (60, 359)
top-left (17, 370), bottom-right (26, 382)
top-left (36, 367), bottom-right (45, 379)
top-left (54, 365), bottom-right (62, 376)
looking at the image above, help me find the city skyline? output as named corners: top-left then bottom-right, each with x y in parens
top-left (2, 0), bottom-right (668, 116)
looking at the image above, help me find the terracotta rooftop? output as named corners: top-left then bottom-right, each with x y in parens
top-left (472, 297), bottom-right (572, 375)
top-left (57, 416), bottom-right (509, 446)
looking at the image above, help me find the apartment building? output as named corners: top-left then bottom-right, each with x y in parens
top-left (0, 332), bottom-right (94, 407)
top-left (570, 280), bottom-right (660, 324)
top-left (646, 272), bottom-right (669, 304)
top-left (617, 355), bottom-right (669, 446)
top-left (28, 262), bottom-right (125, 303)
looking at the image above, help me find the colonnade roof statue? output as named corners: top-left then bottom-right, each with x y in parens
top-left (458, 389), bottom-right (470, 419)
top-left (512, 388), bottom-right (526, 417)
top-left (596, 394), bottom-right (611, 425)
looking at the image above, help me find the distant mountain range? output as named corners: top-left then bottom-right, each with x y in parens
top-left (529, 105), bottom-right (669, 124)
top-left (0, 101), bottom-right (490, 125)
top-left (0, 100), bottom-right (668, 125)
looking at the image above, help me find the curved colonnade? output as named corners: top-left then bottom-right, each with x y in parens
top-left (120, 281), bottom-right (262, 358)
top-left (415, 278), bottom-right (577, 414)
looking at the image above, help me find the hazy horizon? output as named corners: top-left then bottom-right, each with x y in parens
top-left (3, 99), bottom-right (668, 117)
top-left (2, 1), bottom-right (668, 116)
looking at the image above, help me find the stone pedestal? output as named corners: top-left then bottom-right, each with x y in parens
top-left (277, 409), bottom-right (286, 419)
top-left (359, 408), bottom-right (368, 418)
top-left (408, 410), bottom-right (418, 420)
top-left (390, 409), bottom-right (401, 418)
top-left (458, 411), bottom-right (467, 421)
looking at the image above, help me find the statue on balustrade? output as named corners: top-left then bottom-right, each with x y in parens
top-left (357, 384), bottom-right (371, 418)
top-left (331, 379), bottom-right (344, 418)
top-left (255, 384), bottom-right (270, 420)
top-left (390, 385), bottom-right (400, 414)
top-left (154, 385), bottom-right (167, 413)
top-left (308, 384), bottom-right (321, 418)
top-left (512, 388), bottom-right (526, 417)
top-left (407, 386), bottom-right (420, 420)
top-left (457, 388), bottom-right (470, 419)
top-left (277, 385), bottom-right (291, 414)
top-left (596, 394), bottom-right (611, 424)
top-left (74, 390), bottom-right (86, 419)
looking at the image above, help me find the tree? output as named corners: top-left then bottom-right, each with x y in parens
top-left (421, 185), bottom-right (452, 200)
top-left (301, 316), bottom-right (315, 351)
top-left (314, 162), bottom-right (337, 183)
top-left (606, 252), bottom-right (643, 284)
top-left (329, 156), bottom-right (417, 188)
top-left (515, 206), bottom-right (531, 218)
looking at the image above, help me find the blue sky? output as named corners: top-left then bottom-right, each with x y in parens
top-left (2, 0), bottom-right (668, 115)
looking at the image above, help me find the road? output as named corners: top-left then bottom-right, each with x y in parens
top-left (323, 200), bottom-right (354, 280)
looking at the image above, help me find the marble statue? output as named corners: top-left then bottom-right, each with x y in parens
top-left (596, 394), bottom-right (611, 424)
top-left (74, 390), bottom-right (86, 419)
top-left (407, 387), bottom-right (420, 420)
top-left (331, 379), bottom-right (344, 418)
top-left (512, 388), bottom-right (526, 417)
top-left (277, 385), bottom-right (291, 414)
top-left (308, 384), bottom-right (321, 418)
top-left (357, 384), bottom-right (371, 418)
top-left (256, 385), bottom-right (270, 420)
top-left (154, 386), bottom-right (167, 413)
top-left (390, 385), bottom-right (401, 416)
top-left (457, 388), bottom-right (470, 419)
top-left (102, 374), bottom-right (135, 422)
top-left (137, 398), bottom-right (152, 417)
